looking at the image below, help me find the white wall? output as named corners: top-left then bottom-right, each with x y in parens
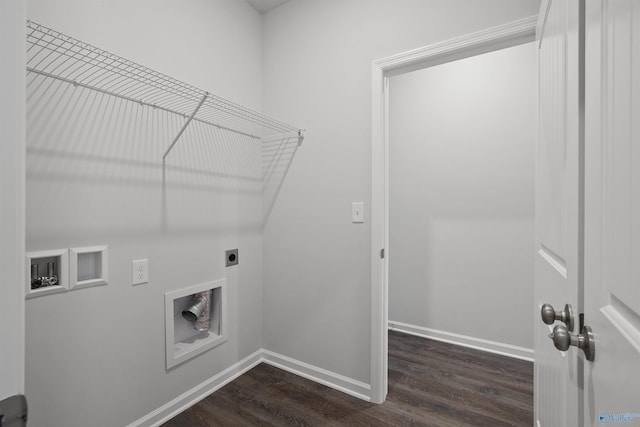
top-left (0, 0), bottom-right (26, 401)
top-left (20, 2), bottom-right (541, 422)
top-left (262, 0), bottom-right (540, 388)
top-left (25, 1), bottom-right (264, 426)
top-left (388, 42), bottom-right (536, 353)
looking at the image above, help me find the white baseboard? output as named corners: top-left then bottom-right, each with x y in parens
top-left (388, 320), bottom-right (534, 362)
top-left (127, 350), bottom-right (263, 427)
top-left (127, 349), bottom-right (371, 426)
top-left (129, 324), bottom-right (528, 427)
top-left (261, 350), bottom-right (371, 401)
top-left (126, 327), bottom-right (531, 426)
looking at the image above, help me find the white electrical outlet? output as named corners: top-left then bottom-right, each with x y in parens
top-left (132, 259), bottom-right (148, 285)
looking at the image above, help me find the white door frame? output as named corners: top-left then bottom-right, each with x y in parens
top-left (0, 0), bottom-right (26, 400)
top-left (369, 16), bottom-right (538, 404)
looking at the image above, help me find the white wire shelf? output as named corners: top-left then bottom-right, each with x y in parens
top-left (26, 20), bottom-right (304, 163)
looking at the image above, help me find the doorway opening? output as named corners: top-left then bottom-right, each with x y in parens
top-left (370, 16), bottom-right (538, 404)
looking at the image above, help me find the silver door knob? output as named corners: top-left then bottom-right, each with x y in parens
top-left (548, 324), bottom-right (595, 362)
top-left (541, 303), bottom-right (575, 332)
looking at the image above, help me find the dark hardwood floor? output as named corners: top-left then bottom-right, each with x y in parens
top-left (162, 331), bottom-right (533, 426)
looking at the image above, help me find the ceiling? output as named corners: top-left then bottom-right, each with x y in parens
top-left (246, 0), bottom-right (291, 14)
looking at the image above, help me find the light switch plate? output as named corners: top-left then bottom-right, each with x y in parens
top-left (132, 259), bottom-right (148, 285)
top-left (352, 202), bottom-right (364, 223)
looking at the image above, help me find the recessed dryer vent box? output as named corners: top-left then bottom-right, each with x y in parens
top-left (164, 278), bottom-right (227, 369)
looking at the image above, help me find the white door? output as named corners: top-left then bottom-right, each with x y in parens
top-left (584, 1), bottom-right (640, 425)
top-left (534, 0), bottom-right (583, 426)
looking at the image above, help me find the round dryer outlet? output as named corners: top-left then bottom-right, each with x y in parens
top-left (225, 249), bottom-right (238, 267)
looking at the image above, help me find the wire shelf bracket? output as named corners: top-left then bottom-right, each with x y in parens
top-left (163, 92), bottom-right (209, 165)
top-left (261, 130), bottom-right (306, 146)
top-left (25, 20), bottom-right (306, 163)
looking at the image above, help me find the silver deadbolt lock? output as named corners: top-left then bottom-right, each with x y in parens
top-left (549, 323), bottom-right (595, 362)
top-left (541, 303), bottom-right (575, 332)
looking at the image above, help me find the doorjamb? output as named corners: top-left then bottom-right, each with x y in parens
top-left (369, 16), bottom-right (537, 404)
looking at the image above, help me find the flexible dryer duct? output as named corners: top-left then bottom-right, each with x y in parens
top-left (181, 290), bottom-right (211, 331)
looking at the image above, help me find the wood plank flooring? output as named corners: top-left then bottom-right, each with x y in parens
top-left (162, 331), bottom-right (533, 426)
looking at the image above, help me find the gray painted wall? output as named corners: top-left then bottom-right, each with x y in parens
top-left (0, 0), bottom-right (26, 400)
top-left (388, 42), bottom-right (536, 351)
top-left (21, 1), bottom-right (541, 424)
top-left (262, 0), bottom-right (540, 385)
top-left (25, 1), bottom-right (264, 426)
